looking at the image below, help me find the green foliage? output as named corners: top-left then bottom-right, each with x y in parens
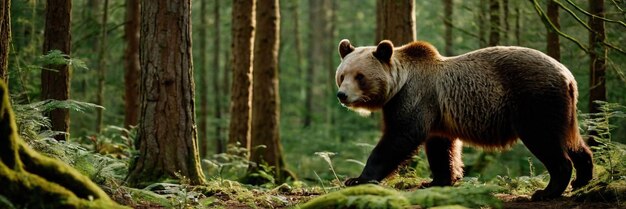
top-left (491, 175), bottom-right (548, 196)
top-left (573, 102), bottom-right (626, 203)
top-left (37, 50), bottom-right (89, 71)
top-left (202, 143), bottom-right (251, 180)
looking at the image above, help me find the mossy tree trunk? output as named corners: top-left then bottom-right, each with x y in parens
top-left (126, 0), bottom-right (206, 187)
top-left (0, 81), bottom-right (126, 208)
top-left (41, 0), bottom-right (71, 141)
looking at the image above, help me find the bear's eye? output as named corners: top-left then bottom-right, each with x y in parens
top-left (355, 73), bottom-right (364, 81)
top-left (340, 75), bottom-right (344, 83)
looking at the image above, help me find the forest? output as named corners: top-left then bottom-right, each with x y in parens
top-left (1, 0), bottom-right (625, 208)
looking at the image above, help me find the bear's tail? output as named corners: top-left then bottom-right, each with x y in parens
top-left (564, 82), bottom-right (582, 151)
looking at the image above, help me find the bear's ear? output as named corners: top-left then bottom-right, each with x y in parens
top-left (373, 40), bottom-right (394, 63)
top-left (338, 39), bottom-right (355, 59)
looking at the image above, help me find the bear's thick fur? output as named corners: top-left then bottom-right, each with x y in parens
top-left (335, 39), bottom-right (593, 200)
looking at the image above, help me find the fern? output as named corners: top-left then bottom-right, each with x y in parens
top-left (37, 50), bottom-right (89, 71)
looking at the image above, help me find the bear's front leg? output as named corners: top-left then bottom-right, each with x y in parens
top-left (345, 131), bottom-right (424, 186)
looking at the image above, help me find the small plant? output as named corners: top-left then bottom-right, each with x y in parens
top-left (572, 101), bottom-right (626, 203)
top-left (202, 143), bottom-right (252, 182)
top-left (314, 151), bottom-right (342, 186)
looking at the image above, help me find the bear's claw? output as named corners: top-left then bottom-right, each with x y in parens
top-left (344, 177), bottom-right (379, 186)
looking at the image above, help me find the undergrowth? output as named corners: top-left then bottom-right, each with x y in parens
top-left (9, 81), bottom-right (626, 208)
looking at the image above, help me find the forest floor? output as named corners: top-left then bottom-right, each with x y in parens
top-left (112, 186), bottom-right (625, 209)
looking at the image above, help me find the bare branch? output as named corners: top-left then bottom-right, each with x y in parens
top-left (562, 0), bottom-right (626, 28)
top-left (530, 0), bottom-right (589, 52)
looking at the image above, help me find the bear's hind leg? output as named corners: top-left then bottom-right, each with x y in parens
top-left (568, 141), bottom-right (593, 190)
top-left (519, 133), bottom-right (573, 201)
top-left (424, 137), bottom-right (463, 187)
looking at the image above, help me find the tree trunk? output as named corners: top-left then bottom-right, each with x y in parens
top-left (41, 0), bottom-right (71, 141)
top-left (326, 0), bottom-right (337, 128)
top-left (515, 6), bottom-right (521, 45)
top-left (213, 0), bottom-right (225, 154)
top-left (304, 0), bottom-right (322, 128)
top-left (126, 0), bottom-right (205, 187)
top-left (588, 0), bottom-right (606, 115)
top-left (248, 0), bottom-right (293, 184)
top-left (478, 0), bottom-right (487, 47)
top-left (503, 0), bottom-right (509, 44)
top-left (376, 0), bottom-right (415, 45)
top-left (0, 81), bottom-right (125, 208)
top-left (488, 0), bottom-right (501, 46)
top-left (124, 0), bottom-right (140, 130)
top-left (443, 0), bottom-right (454, 56)
top-left (198, 0), bottom-right (209, 158)
top-left (0, 0), bottom-right (10, 84)
top-left (228, 0), bottom-right (255, 154)
top-left (95, 0), bottom-right (109, 134)
top-left (546, 0), bottom-right (560, 61)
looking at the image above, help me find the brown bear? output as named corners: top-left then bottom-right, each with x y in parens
top-left (335, 39), bottom-right (593, 200)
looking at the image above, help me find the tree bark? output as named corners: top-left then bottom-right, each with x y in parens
top-left (41, 0), bottom-right (71, 141)
top-left (547, 0), bottom-right (561, 61)
top-left (213, 0), bottom-right (225, 154)
top-left (126, 0), bottom-right (205, 187)
top-left (228, 0), bottom-right (255, 154)
top-left (0, 0), bottom-right (10, 84)
top-left (443, 0), bottom-right (454, 56)
top-left (588, 0), bottom-right (606, 115)
top-left (248, 0), bottom-right (292, 184)
top-left (95, 0), bottom-right (109, 134)
top-left (488, 0), bottom-right (501, 46)
top-left (376, 0), bottom-right (416, 45)
top-left (0, 81), bottom-right (126, 208)
top-left (198, 0), bottom-right (209, 158)
top-left (124, 0), bottom-right (140, 130)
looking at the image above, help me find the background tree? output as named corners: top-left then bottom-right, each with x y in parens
top-left (126, 0), bottom-right (205, 186)
top-left (588, 0), bottom-right (607, 114)
top-left (198, 0), bottom-right (209, 158)
top-left (212, 0), bottom-right (225, 154)
top-left (228, 0), bottom-right (255, 153)
top-left (0, 0), bottom-right (9, 84)
top-left (124, 0), bottom-right (140, 129)
top-left (488, 0), bottom-right (501, 46)
top-left (41, 0), bottom-right (71, 141)
top-left (95, 0), bottom-right (109, 133)
top-left (248, 0), bottom-right (292, 183)
top-left (443, 0), bottom-right (454, 56)
top-left (547, 0), bottom-right (560, 61)
top-left (376, 0), bottom-right (415, 44)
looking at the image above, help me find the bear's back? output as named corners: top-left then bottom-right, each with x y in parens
top-left (430, 46), bottom-right (574, 147)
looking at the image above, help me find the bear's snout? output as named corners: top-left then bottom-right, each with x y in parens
top-left (337, 91), bottom-right (348, 101)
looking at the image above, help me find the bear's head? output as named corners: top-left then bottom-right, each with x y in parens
top-left (335, 39), bottom-right (395, 115)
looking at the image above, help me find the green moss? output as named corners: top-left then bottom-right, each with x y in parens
top-left (299, 184), bottom-right (503, 209)
top-left (299, 184), bottom-right (410, 209)
top-left (0, 81), bottom-right (127, 208)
